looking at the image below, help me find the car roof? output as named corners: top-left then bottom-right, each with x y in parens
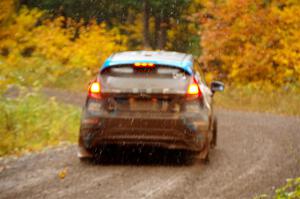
top-left (100, 51), bottom-right (194, 75)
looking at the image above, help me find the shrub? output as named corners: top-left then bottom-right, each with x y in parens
top-left (0, 92), bottom-right (80, 156)
top-left (255, 177), bottom-right (300, 199)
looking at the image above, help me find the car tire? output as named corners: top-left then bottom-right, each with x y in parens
top-left (202, 150), bottom-right (210, 164)
top-left (78, 146), bottom-right (93, 162)
top-left (194, 140), bottom-right (210, 164)
top-left (202, 143), bottom-right (210, 164)
top-left (210, 116), bottom-right (218, 149)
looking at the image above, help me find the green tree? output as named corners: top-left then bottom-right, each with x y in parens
top-left (22, 0), bottom-right (195, 50)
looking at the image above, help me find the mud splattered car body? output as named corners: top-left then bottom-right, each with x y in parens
top-left (78, 51), bottom-right (224, 160)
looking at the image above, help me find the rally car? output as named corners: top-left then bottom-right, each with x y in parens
top-left (78, 51), bottom-right (224, 162)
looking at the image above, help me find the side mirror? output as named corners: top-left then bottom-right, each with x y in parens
top-left (211, 81), bottom-right (224, 93)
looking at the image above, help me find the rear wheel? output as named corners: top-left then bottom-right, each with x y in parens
top-left (193, 139), bottom-right (210, 164)
top-left (210, 116), bottom-right (218, 149)
top-left (202, 143), bottom-right (210, 164)
top-left (202, 149), bottom-right (210, 164)
top-left (78, 146), bottom-right (93, 162)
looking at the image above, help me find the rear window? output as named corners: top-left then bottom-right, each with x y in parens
top-left (101, 64), bottom-right (187, 78)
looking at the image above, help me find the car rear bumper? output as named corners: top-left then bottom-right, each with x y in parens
top-left (79, 111), bottom-right (210, 152)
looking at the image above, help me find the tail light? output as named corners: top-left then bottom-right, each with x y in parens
top-left (88, 81), bottom-right (101, 99)
top-left (186, 78), bottom-right (202, 98)
top-left (134, 63), bottom-right (155, 68)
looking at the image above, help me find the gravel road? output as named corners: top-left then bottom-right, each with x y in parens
top-left (0, 88), bottom-right (299, 199)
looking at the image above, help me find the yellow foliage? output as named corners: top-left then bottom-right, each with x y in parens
top-left (0, 0), bottom-right (15, 26)
top-left (58, 167), bottom-right (68, 179)
top-left (119, 12), bottom-right (143, 49)
top-left (0, 6), bottom-right (128, 89)
top-left (199, 0), bottom-right (300, 87)
top-left (70, 21), bottom-right (127, 69)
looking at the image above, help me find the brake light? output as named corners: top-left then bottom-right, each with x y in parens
top-left (89, 82), bottom-right (101, 94)
top-left (187, 78), bottom-right (202, 97)
top-left (134, 63), bottom-right (155, 68)
top-left (187, 83), bottom-right (199, 95)
top-left (88, 82), bottom-right (101, 99)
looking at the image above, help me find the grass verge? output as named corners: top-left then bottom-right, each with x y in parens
top-left (214, 87), bottom-right (300, 116)
top-left (254, 177), bottom-right (300, 199)
top-left (0, 93), bottom-right (80, 156)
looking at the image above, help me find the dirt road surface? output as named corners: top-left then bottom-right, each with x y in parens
top-left (0, 88), bottom-right (299, 199)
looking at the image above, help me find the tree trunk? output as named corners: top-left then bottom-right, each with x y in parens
top-left (158, 16), bottom-right (169, 50)
top-left (154, 16), bottom-right (161, 49)
top-left (15, 0), bottom-right (22, 11)
top-left (143, 0), bottom-right (151, 49)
